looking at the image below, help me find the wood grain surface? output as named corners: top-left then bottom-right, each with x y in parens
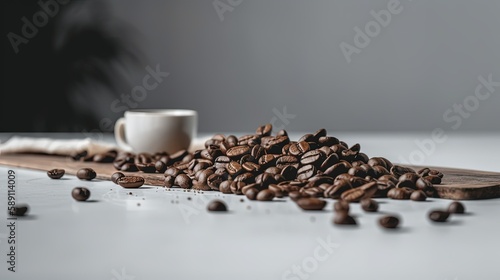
top-left (1, 154), bottom-right (499, 200)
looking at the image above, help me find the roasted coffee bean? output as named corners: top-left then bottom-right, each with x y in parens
top-left (307, 176), bottom-right (333, 187)
top-left (296, 198), bottom-right (326, 211)
top-left (134, 153), bottom-right (153, 164)
top-left (417, 167), bottom-right (431, 177)
top-left (47, 169), bottom-right (65, 179)
top-left (251, 145), bottom-right (265, 159)
top-left (281, 165), bottom-right (298, 180)
top-left (390, 165), bottom-right (416, 178)
top-left (429, 169), bottom-right (444, 178)
top-left (226, 145), bottom-right (251, 159)
top-left (387, 187), bottom-right (412, 200)
top-left (324, 161), bottom-right (351, 178)
top-left (256, 189), bottom-right (275, 201)
top-left (318, 146), bottom-right (333, 156)
top-left (226, 135), bottom-right (238, 146)
top-left (238, 134), bottom-right (260, 146)
top-left (76, 168), bottom-right (96, 180)
top-left (372, 165), bottom-right (390, 178)
top-left (264, 167), bottom-right (282, 175)
top-left (273, 174), bottom-right (285, 183)
top-left (410, 190), bottom-right (427, 201)
top-left (234, 172), bottom-right (255, 184)
top-left (207, 200), bottom-right (227, 212)
top-left (360, 199), bottom-right (379, 212)
top-left (378, 174), bottom-right (399, 184)
top-left (379, 215), bottom-right (400, 229)
top-left (118, 176), bottom-right (145, 188)
top-left (424, 175), bottom-right (442, 184)
top-left (93, 152), bottom-right (115, 163)
top-left (245, 188), bottom-right (259, 200)
top-left (297, 164), bottom-right (316, 180)
top-left (174, 174), bottom-right (192, 189)
top-left (219, 180), bottom-right (233, 194)
top-left (300, 150), bottom-right (326, 167)
top-left (136, 163), bottom-right (157, 173)
top-left (263, 136), bottom-right (290, 153)
top-left (121, 163), bottom-right (138, 172)
top-left (72, 187), bottom-right (91, 201)
top-left (448, 201), bottom-right (465, 214)
top-left (242, 183), bottom-right (265, 194)
top-left (205, 138), bottom-right (221, 149)
top-left (226, 161), bottom-right (243, 176)
top-left (258, 154), bottom-right (279, 168)
top-left (324, 180), bottom-right (352, 199)
top-left (333, 212), bottom-right (357, 225)
top-left (289, 141), bottom-right (310, 156)
top-left (239, 154), bottom-right (255, 165)
top-left (214, 156), bottom-right (231, 169)
top-left (9, 204), bottom-right (29, 216)
top-left (268, 184), bottom-right (284, 198)
top-left (277, 129), bottom-right (288, 137)
top-left (256, 123), bottom-right (273, 136)
top-left (255, 172), bottom-right (276, 188)
top-left (230, 181), bottom-right (246, 195)
top-left (169, 149), bottom-right (189, 163)
top-left (298, 133), bottom-right (315, 142)
top-left (164, 175), bottom-right (175, 188)
top-left (319, 154), bottom-right (339, 171)
top-left (428, 210), bottom-right (450, 222)
top-left (398, 172), bottom-right (419, 184)
top-left (164, 167), bottom-right (180, 177)
top-left (348, 166), bottom-right (367, 178)
top-left (242, 162), bottom-right (260, 173)
top-left (318, 136), bottom-right (339, 147)
top-left (289, 190), bottom-right (306, 201)
top-left (333, 200), bottom-right (350, 213)
top-left (349, 177), bottom-right (371, 188)
top-left (340, 188), bottom-right (365, 202)
top-left (415, 177), bottom-right (434, 197)
top-left (301, 187), bottom-right (324, 198)
top-left (368, 157), bottom-right (387, 168)
top-left (154, 161), bottom-right (167, 173)
top-left (207, 174), bottom-right (224, 190)
top-left (276, 155), bottom-right (299, 169)
top-left (111, 172), bottom-right (125, 184)
top-left (197, 169), bottom-right (215, 185)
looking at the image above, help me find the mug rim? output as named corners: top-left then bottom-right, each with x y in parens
top-left (125, 109), bottom-right (197, 117)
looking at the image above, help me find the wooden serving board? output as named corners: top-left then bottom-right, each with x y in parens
top-left (1, 154), bottom-right (500, 200)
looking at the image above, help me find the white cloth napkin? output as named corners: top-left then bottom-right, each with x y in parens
top-left (0, 136), bottom-right (119, 156)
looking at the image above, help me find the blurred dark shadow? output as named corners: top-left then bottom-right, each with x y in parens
top-left (1, 0), bottom-right (143, 132)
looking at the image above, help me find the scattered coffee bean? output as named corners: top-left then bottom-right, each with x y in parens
top-left (428, 210), bottom-right (450, 222)
top-left (379, 215), bottom-right (400, 229)
top-left (245, 188), bottom-right (259, 200)
top-left (72, 187), bottom-right (91, 201)
top-left (333, 212), bottom-right (357, 225)
top-left (111, 172), bottom-right (125, 184)
top-left (8, 203), bottom-right (29, 216)
top-left (76, 168), bottom-right (96, 180)
top-left (333, 200), bottom-right (350, 213)
top-left (448, 201), bottom-right (465, 214)
top-left (207, 200), bottom-right (227, 212)
top-left (47, 169), bottom-right (65, 179)
top-left (118, 176), bottom-right (145, 188)
top-left (360, 199), bottom-right (378, 212)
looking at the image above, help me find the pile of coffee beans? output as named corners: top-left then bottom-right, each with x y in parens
top-left (99, 124), bottom-right (443, 203)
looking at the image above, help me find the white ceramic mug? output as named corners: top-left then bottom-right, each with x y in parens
top-left (114, 109), bottom-right (197, 154)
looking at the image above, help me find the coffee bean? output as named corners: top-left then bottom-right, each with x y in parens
top-left (390, 165), bottom-right (416, 178)
top-left (256, 189), bottom-right (275, 201)
top-left (269, 184), bottom-right (284, 198)
top-left (281, 165), bottom-right (297, 180)
top-left (93, 152), bottom-right (115, 163)
top-left (226, 145), bottom-right (251, 159)
top-left (76, 168), bottom-right (96, 180)
top-left (296, 198), bottom-right (326, 211)
top-left (417, 167), bottom-right (431, 177)
top-left (387, 187), bottom-right (412, 200)
top-left (318, 136), bottom-right (339, 147)
top-left (428, 210), bottom-right (450, 222)
top-left (230, 181), bottom-right (246, 195)
top-left (234, 172), bottom-right (254, 184)
top-left (111, 172), bottom-right (125, 184)
top-left (297, 164), bottom-right (316, 180)
top-left (289, 190), bottom-right (305, 201)
top-left (333, 212), bottom-right (357, 225)
top-left (429, 169), bottom-right (444, 178)
top-left (155, 161), bottom-right (167, 173)
top-left (276, 155), bottom-right (299, 169)
top-left (324, 161), bottom-right (351, 178)
top-left (448, 201), bottom-right (465, 214)
top-left (300, 150), bottom-right (326, 167)
top-left (415, 177), bottom-right (435, 197)
top-left (360, 199), bottom-right (378, 212)
top-left (72, 187), bottom-right (91, 201)
top-left (121, 163), bottom-right (138, 172)
top-left (251, 145), bottom-right (265, 159)
top-left (219, 180), bottom-right (233, 194)
top-left (136, 163), bottom-right (156, 173)
top-left (348, 166), bottom-right (367, 178)
top-left (324, 180), bottom-right (351, 199)
top-left (164, 175), bottom-right (175, 188)
top-left (424, 175), bottom-right (442, 184)
top-left (207, 200), bottom-right (227, 212)
top-left (333, 200), bottom-right (350, 213)
top-left (256, 123), bottom-right (272, 136)
top-left (118, 176), bottom-right (145, 188)
top-left (410, 190), bottom-right (427, 201)
top-left (226, 161), bottom-right (243, 176)
top-left (164, 167), bottom-right (180, 177)
top-left (245, 188), bottom-right (259, 200)
top-left (379, 215), bottom-right (400, 229)
top-left (320, 154), bottom-right (339, 171)
top-left (289, 141), bottom-right (310, 156)
top-left (8, 203), bottom-right (29, 216)
top-left (47, 169), bottom-right (65, 179)
top-left (340, 187), bottom-right (365, 202)
top-left (207, 173), bottom-right (224, 190)
top-left (372, 165), bottom-right (389, 178)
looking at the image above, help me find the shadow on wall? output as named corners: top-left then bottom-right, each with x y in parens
top-left (1, 0), bottom-right (144, 132)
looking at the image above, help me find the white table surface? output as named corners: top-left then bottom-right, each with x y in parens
top-left (0, 132), bottom-right (499, 280)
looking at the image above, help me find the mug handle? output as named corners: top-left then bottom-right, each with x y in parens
top-left (114, 118), bottom-right (133, 152)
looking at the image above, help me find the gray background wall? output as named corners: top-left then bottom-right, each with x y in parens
top-left (101, 0), bottom-right (500, 133)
